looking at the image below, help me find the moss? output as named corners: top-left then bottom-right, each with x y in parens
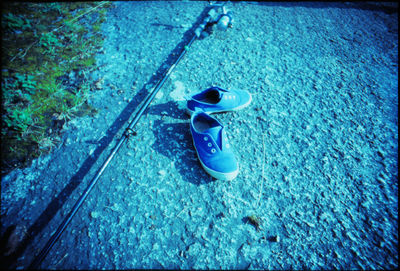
top-left (1, 2), bottom-right (110, 174)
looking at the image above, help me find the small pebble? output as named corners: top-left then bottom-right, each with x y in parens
top-left (90, 211), bottom-right (99, 219)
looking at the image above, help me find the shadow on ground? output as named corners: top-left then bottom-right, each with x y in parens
top-left (150, 116), bottom-right (214, 186)
top-left (1, 3), bottom-right (216, 269)
top-left (249, 1), bottom-right (398, 14)
top-left (147, 100), bottom-right (188, 121)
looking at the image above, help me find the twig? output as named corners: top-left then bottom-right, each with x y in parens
top-left (176, 207), bottom-right (187, 218)
top-left (10, 1), bottom-right (110, 63)
top-left (256, 133), bottom-right (266, 208)
top-left (51, 1), bottom-right (110, 33)
top-left (10, 41), bottom-right (37, 62)
top-left (53, 253), bottom-right (68, 268)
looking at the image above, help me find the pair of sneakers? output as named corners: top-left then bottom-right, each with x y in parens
top-left (186, 86), bottom-right (252, 180)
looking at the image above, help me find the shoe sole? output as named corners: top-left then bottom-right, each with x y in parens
top-left (186, 92), bottom-right (252, 116)
top-left (191, 138), bottom-right (239, 181)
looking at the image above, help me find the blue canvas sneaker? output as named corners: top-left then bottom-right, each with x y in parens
top-left (190, 111), bottom-right (239, 180)
top-left (186, 86), bottom-right (252, 115)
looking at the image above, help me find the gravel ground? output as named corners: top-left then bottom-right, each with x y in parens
top-left (1, 1), bottom-right (398, 269)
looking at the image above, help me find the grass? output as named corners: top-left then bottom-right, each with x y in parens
top-left (1, 2), bottom-right (111, 174)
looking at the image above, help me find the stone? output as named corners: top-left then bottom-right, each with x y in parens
top-left (90, 211), bottom-right (100, 219)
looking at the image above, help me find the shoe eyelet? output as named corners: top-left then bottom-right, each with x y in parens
top-left (207, 143), bottom-right (212, 147)
top-left (204, 136), bottom-right (208, 141)
top-left (211, 148), bottom-right (216, 153)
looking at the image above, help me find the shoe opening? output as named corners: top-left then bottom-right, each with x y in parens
top-left (199, 89), bottom-right (221, 104)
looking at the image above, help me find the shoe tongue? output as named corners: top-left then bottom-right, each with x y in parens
top-left (204, 126), bottom-right (223, 149)
top-left (216, 88), bottom-right (226, 99)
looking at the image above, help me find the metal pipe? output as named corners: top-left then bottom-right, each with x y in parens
top-left (29, 23), bottom-right (198, 271)
top-left (28, 1), bottom-right (230, 268)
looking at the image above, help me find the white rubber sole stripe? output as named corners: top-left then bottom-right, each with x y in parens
top-left (198, 155), bottom-right (239, 180)
top-left (191, 137), bottom-right (239, 181)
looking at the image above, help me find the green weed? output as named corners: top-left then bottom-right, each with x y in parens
top-left (39, 32), bottom-right (62, 54)
top-left (1, 2), bottom-right (112, 173)
top-left (2, 12), bottom-right (32, 31)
